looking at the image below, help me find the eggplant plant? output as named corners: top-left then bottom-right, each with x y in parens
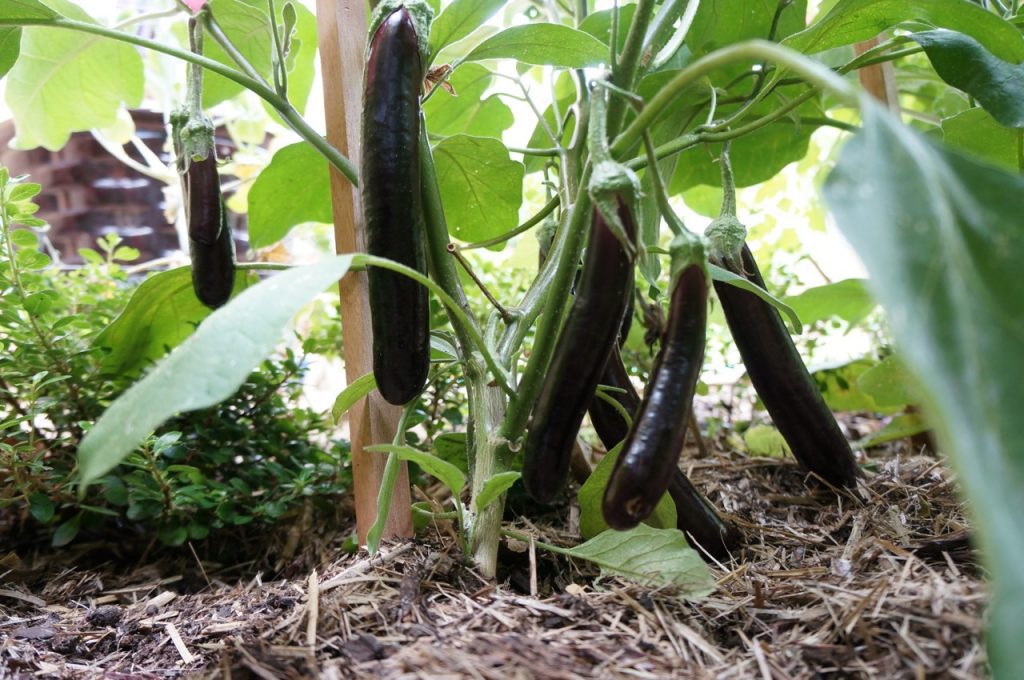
top-left (3, 1), bottom-right (1024, 675)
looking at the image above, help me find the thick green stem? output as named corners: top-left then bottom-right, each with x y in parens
top-left (466, 359), bottom-right (509, 578)
top-left (4, 16), bottom-right (357, 185)
top-left (606, 0), bottom-right (657, 136)
top-left (498, 170), bottom-right (593, 444)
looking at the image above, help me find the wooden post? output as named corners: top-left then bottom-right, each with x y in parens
top-left (315, 0), bottom-right (413, 543)
top-left (854, 37), bottom-right (899, 113)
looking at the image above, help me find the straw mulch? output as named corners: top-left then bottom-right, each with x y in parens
top-left (0, 435), bottom-right (986, 679)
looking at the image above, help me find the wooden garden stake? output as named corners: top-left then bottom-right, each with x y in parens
top-left (315, 0), bottom-right (413, 543)
top-left (854, 37), bottom-right (899, 113)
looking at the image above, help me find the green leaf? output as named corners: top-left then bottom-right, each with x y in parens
top-left (743, 424), bottom-right (791, 459)
top-left (856, 354), bottom-right (919, 409)
top-left (331, 372), bottom-right (377, 421)
top-left (433, 135), bottom-right (524, 243)
top-left (247, 142), bottom-right (332, 248)
top-left (432, 432), bottom-right (468, 475)
top-left (15, 248), bottom-right (49, 269)
top-left (7, 182), bottom-right (41, 201)
top-left (785, 0), bottom-right (1024, 63)
top-left (28, 492), bottom-right (54, 523)
top-left (0, 0), bottom-right (59, 21)
top-left (275, 1), bottom-right (318, 114)
top-left (202, 0), bottom-right (274, 107)
top-left (565, 525), bottom-right (714, 596)
top-left (463, 23), bottom-right (608, 67)
top-left (577, 444), bottom-right (676, 540)
top-left (910, 30), bottom-right (1024, 129)
top-left (812, 358), bottom-right (880, 412)
top-left (856, 412), bottom-right (930, 448)
top-left (429, 333), bottom-right (460, 361)
top-left (669, 91), bottom-right (820, 191)
top-left (365, 444), bottom-right (466, 496)
top-left (687, 0), bottom-right (807, 77)
top-left (78, 255), bottom-right (356, 487)
top-left (94, 267), bottom-right (256, 377)
top-left (0, 28), bottom-right (20, 80)
top-left (823, 101), bottom-right (1024, 679)
top-left (159, 525), bottom-right (188, 546)
top-left (51, 514), bottom-right (81, 547)
top-left (578, 4), bottom-right (635, 55)
top-left (783, 278), bottom-right (875, 326)
top-left (9, 228), bottom-right (38, 247)
top-left (709, 264), bottom-right (802, 334)
top-left (473, 471), bottom-right (520, 512)
top-left (4, 0), bottom-right (143, 151)
top-left (422, 63), bottom-right (514, 139)
top-left (942, 108), bottom-right (1022, 172)
top-left (429, 0), bottom-right (508, 56)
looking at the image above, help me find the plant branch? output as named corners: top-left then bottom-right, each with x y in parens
top-left (498, 168), bottom-right (593, 443)
top-left (607, 0), bottom-right (657, 136)
top-left (448, 246), bottom-right (513, 323)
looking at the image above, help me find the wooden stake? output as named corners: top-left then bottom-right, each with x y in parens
top-left (315, 0), bottom-right (413, 543)
top-left (854, 37), bottom-right (899, 113)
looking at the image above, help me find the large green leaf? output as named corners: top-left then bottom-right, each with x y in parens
top-left (203, 0), bottom-right (274, 107)
top-left (687, 0), bottom-right (807, 77)
top-left (565, 525), bottom-right (714, 596)
top-left (577, 444), bottom-right (676, 540)
top-left (78, 255), bottom-right (355, 486)
top-left (910, 30), bottom-right (1024, 129)
top-left (429, 0), bottom-right (507, 57)
top-left (823, 101), bottom-right (1024, 679)
top-left (941, 108), bottom-right (1022, 172)
top-left (856, 355), bottom-right (919, 409)
top-left (0, 0), bottom-right (58, 21)
top-left (462, 23), bottom-right (608, 67)
top-left (4, 0), bottom-right (143, 150)
top-left (578, 3), bottom-right (635, 56)
top-left (433, 134), bottom-right (524, 243)
top-left (247, 141), bottom-right (332, 248)
top-left (785, 0), bottom-right (1024, 64)
top-left (783, 278), bottom-right (875, 326)
top-left (0, 28), bottom-right (20, 78)
top-left (669, 91), bottom-right (821, 190)
top-left (95, 267), bottom-right (256, 377)
top-left (422, 63), bottom-right (514, 139)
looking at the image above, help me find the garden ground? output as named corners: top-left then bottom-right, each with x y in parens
top-left (0, 426), bottom-right (985, 679)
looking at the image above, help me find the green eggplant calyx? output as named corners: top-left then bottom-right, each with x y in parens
top-left (668, 231), bottom-right (708, 285)
top-left (367, 0), bottom-right (434, 64)
top-left (172, 110), bottom-right (216, 173)
top-left (704, 214), bottom-right (746, 272)
top-left (589, 160), bottom-right (640, 257)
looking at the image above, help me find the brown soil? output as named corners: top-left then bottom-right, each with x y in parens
top-left (0, 437), bottom-right (985, 679)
